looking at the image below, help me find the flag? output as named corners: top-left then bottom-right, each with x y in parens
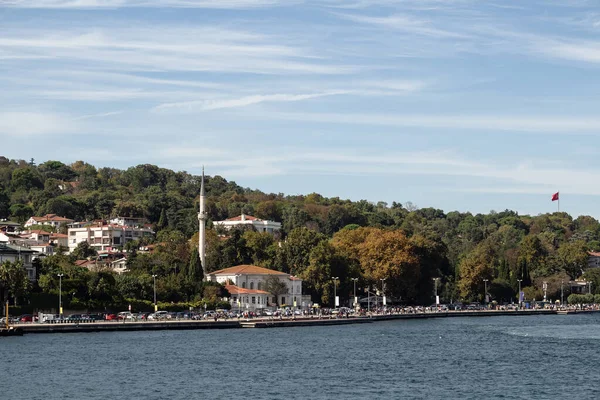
top-left (551, 192), bottom-right (559, 201)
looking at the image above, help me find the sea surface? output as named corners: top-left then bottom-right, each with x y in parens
top-left (2, 314), bottom-right (599, 400)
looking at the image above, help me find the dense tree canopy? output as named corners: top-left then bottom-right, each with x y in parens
top-left (2, 156), bottom-right (600, 309)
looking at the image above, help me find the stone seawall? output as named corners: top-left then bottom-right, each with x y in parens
top-left (10, 309), bottom-right (595, 335)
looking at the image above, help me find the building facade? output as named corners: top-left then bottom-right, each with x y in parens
top-left (24, 214), bottom-right (74, 229)
top-left (0, 243), bottom-right (39, 281)
top-left (67, 221), bottom-right (154, 253)
top-left (207, 264), bottom-right (306, 311)
top-left (214, 214), bottom-right (282, 234)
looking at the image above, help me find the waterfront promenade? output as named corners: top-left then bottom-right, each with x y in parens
top-left (7, 308), bottom-right (596, 335)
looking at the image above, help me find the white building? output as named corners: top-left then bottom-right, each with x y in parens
top-left (68, 221), bottom-right (154, 253)
top-left (207, 264), bottom-right (306, 311)
top-left (24, 214), bottom-right (74, 229)
top-left (214, 214), bottom-right (281, 234)
top-left (0, 243), bottom-right (39, 281)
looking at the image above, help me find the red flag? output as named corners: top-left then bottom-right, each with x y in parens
top-left (551, 192), bottom-right (559, 201)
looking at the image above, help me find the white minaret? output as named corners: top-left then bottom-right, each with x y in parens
top-left (198, 167), bottom-right (207, 279)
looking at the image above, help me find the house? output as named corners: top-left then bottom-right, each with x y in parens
top-left (588, 251), bottom-right (600, 269)
top-left (26, 230), bottom-right (52, 243)
top-left (24, 214), bottom-right (74, 229)
top-left (109, 216), bottom-right (146, 227)
top-left (0, 220), bottom-right (20, 233)
top-left (207, 264), bottom-right (308, 311)
top-left (67, 220), bottom-right (154, 253)
top-left (0, 243), bottom-right (39, 281)
top-left (213, 214), bottom-right (282, 234)
top-left (50, 233), bottom-right (69, 248)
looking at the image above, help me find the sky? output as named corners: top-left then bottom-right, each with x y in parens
top-left (1, 0), bottom-right (600, 218)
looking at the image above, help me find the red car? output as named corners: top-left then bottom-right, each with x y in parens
top-left (105, 313), bottom-right (118, 321)
top-left (20, 314), bottom-right (34, 322)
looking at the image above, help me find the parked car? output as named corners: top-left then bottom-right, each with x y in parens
top-left (20, 314), bottom-right (34, 322)
top-left (117, 311), bottom-right (135, 320)
top-left (147, 311), bottom-right (168, 321)
top-left (105, 313), bottom-right (118, 321)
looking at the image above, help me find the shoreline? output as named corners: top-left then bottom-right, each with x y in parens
top-left (5, 309), bottom-right (598, 335)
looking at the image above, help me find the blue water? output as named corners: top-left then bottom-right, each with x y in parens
top-left (2, 314), bottom-right (599, 399)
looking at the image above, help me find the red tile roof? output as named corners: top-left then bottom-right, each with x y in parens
top-left (211, 265), bottom-right (287, 276)
top-left (29, 230), bottom-right (52, 235)
top-left (225, 284), bottom-right (269, 295)
top-left (589, 251), bottom-right (600, 257)
top-left (225, 215), bottom-right (260, 221)
top-left (32, 214), bottom-right (73, 222)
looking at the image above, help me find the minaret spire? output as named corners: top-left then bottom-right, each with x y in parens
top-left (198, 166), bottom-right (207, 279)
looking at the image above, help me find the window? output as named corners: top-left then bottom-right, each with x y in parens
top-left (70, 231), bottom-right (76, 236)
top-left (250, 282), bottom-right (254, 290)
top-left (281, 296), bottom-right (285, 305)
top-left (242, 282), bottom-right (246, 289)
top-left (252, 297), bottom-right (256, 304)
top-left (257, 282), bottom-right (262, 290)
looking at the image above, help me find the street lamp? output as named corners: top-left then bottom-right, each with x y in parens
top-left (543, 281), bottom-right (548, 302)
top-left (561, 280), bottom-right (564, 307)
top-left (380, 278), bottom-right (387, 307)
top-left (432, 277), bottom-right (440, 306)
top-left (57, 273), bottom-right (64, 316)
top-left (332, 277), bottom-right (339, 308)
top-left (351, 278), bottom-right (359, 308)
top-left (517, 279), bottom-right (522, 306)
top-left (483, 279), bottom-right (489, 307)
top-left (152, 274), bottom-right (157, 312)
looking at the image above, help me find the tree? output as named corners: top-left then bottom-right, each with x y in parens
top-left (0, 260), bottom-right (30, 305)
top-left (70, 241), bottom-right (98, 261)
top-left (186, 247), bottom-right (204, 282)
top-left (458, 242), bottom-right (496, 302)
top-left (264, 275), bottom-right (288, 306)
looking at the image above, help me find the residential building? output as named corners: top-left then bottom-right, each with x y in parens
top-left (0, 243), bottom-right (39, 281)
top-left (213, 214), bottom-right (281, 234)
top-left (68, 220), bottom-right (154, 253)
top-left (24, 214), bottom-right (74, 229)
top-left (50, 233), bottom-right (69, 248)
top-left (0, 220), bottom-right (20, 233)
top-left (207, 264), bottom-right (308, 311)
top-left (588, 251), bottom-right (600, 269)
top-left (109, 216), bottom-right (146, 227)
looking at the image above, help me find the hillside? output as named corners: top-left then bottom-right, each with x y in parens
top-left (1, 156), bottom-right (600, 309)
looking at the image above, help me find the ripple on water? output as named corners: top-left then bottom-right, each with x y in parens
top-left (4, 314), bottom-right (600, 399)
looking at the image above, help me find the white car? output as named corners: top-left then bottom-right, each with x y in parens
top-left (147, 311), bottom-right (168, 320)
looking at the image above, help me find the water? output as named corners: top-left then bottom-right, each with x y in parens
top-left (2, 314), bottom-right (599, 399)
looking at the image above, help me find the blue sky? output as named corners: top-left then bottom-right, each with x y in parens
top-left (2, 0), bottom-right (600, 218)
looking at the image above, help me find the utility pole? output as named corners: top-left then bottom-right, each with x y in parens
top-left (483, 279), bottom-right (489, 307)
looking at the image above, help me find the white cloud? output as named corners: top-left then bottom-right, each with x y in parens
top-left (2, 0), bottom-right (288, 9)
top-left (0, 111), bottom-right (77, 136)
top-left (260, 111), bottom-right (600, 133)
top-left (153, 91), bottom-right (349, 113)
top-left (337, 13), bottom-right (470, 39)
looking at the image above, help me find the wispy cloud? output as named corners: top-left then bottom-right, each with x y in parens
top-left (0, 111), bottom-right (77, 136)
top-left (152, 91), bottom-right (349, 113)
top-left (260, 111), bottom-right (600, 134)
top-left (337, 13), bottom-right (470, 39)
top-left (2, 0), bottom-right (288, 9)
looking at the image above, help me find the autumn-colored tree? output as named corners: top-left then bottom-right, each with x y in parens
top-left (458, 242), bottom-right (496, 302)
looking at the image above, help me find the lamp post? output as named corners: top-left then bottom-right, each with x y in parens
top-left (380, 278), bottom-right (386, 307)
top-left (517, 279), bottom-right (522, 307)
top-left (561, 280), bottom-right (564, 307)
top-left (432, 277), bottom-right (440, 306)
top-left (152, 274), bottom-right (157, 312)
top-left (483, 279), bottom-right (489, 307)
top-left (543, 281), bottom-right (548, 302)
top-left (351, 278), bottom-right (358, 308)
top-left (590, 281), bottom-right (593, 295)
top-left (332, 277), bottom-right (339, 309)
top-left (57, 273), bottom-right (64, 316)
